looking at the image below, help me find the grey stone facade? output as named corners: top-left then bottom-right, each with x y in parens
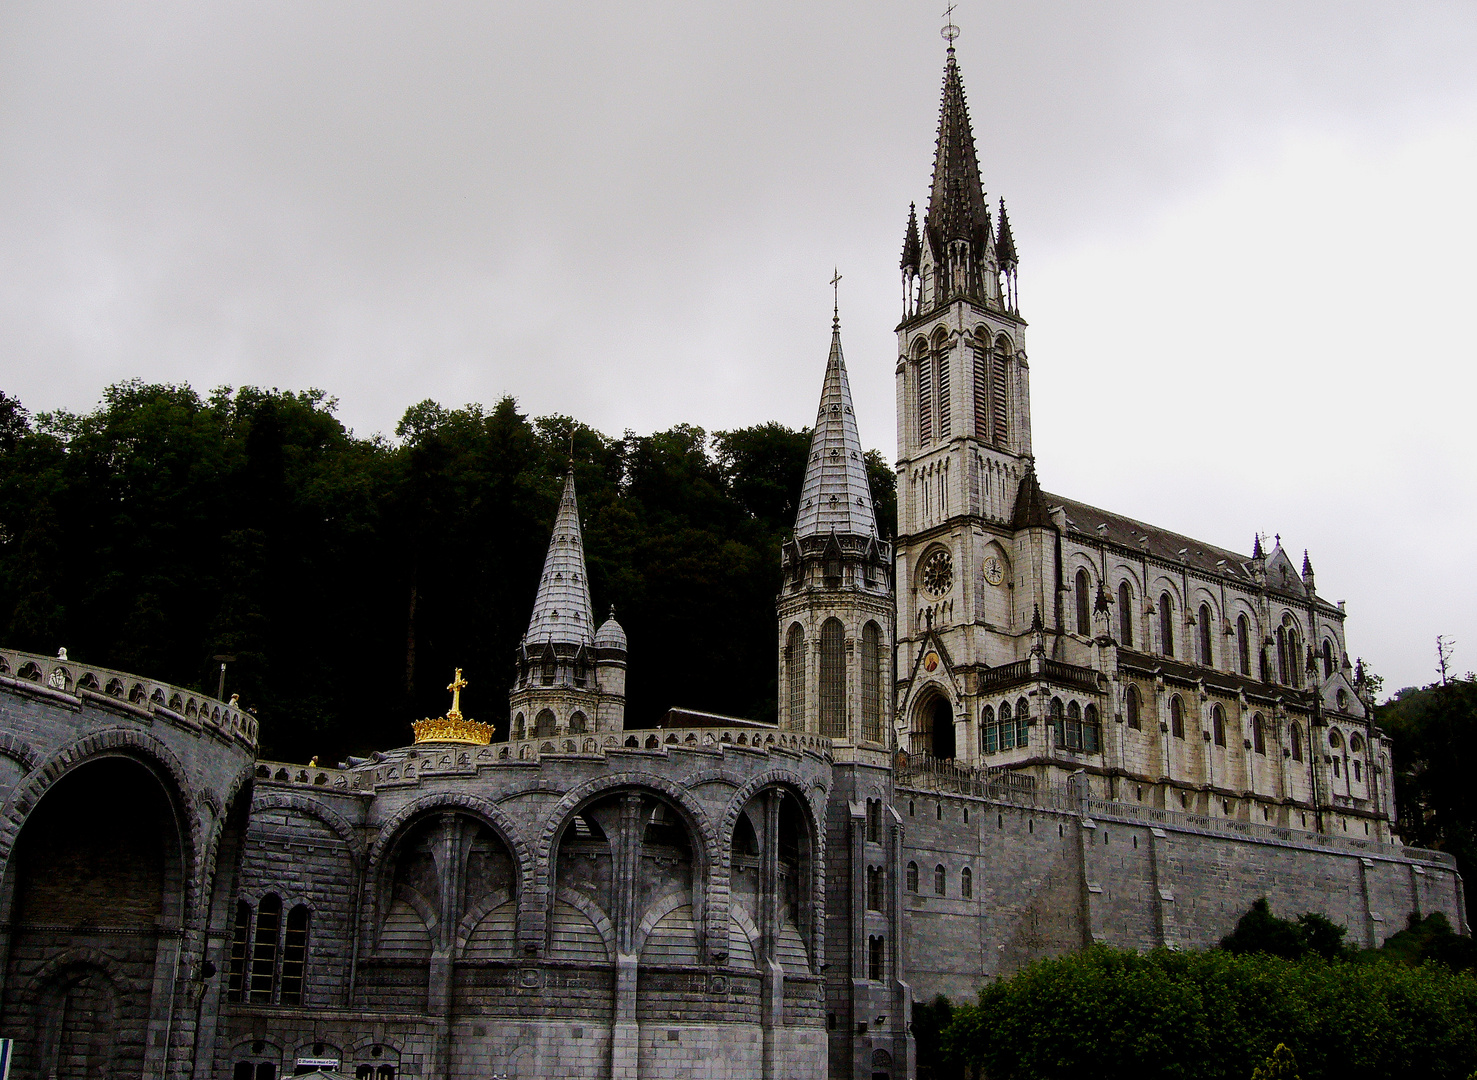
top-left (0, 37), bottom-right (1467, 1080)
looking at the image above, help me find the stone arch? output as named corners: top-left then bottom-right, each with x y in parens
top-left (535, 772), bottom-right (721, 953)
top-left (253, 791), bottom-right (364, 865)
top-left (552, 886), bottom-right (616, 962)
top-left (716, 772), bottom-right (827, 965)
top-left (367, 793), bottom-right (531, 883)
top-left (452, 887), bottom-right (514, 958)
top-left (634, 887), bottom-right (693, 957)
top-left (909, 681), bottom-right (958, 759)
top-left (0, 732), bottom-right (39, 774)
top-left (0, 726), bottom-right (202, 914)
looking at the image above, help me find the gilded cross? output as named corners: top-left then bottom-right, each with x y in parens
top-left (830, 268), bottom-right (842, 322)
top-left (447, 668), bottom-right (467, 718)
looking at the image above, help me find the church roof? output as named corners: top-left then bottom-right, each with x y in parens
top-left (523, 470), bottom-right (595, 647)
top-left (792, 316), bottom-right (877, 540)
top-left (1045, 492), bottom-right (1256, 584)
top-left (925, 48), bottom-right (991, 250)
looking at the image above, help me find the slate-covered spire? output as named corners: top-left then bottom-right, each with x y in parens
top-left (901, 202), bottom-right (922, 271)
top-left (925, 48), bottom-right (990, 251)
top-left (523, 470), bottom-right (595, 646)
top-left (793, 314), bottom-right (877, 539)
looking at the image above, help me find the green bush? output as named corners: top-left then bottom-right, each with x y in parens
top-left (943, 945), bottom-right (1477, 1080)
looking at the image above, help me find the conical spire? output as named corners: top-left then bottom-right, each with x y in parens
top-left (901, 202), bottom-right (922, 271)
top-left (925, 49), bottom-right (990, 250)
top-left (1011, 465), bottom-right (1052, 529)
top-left (996, 198), bottom-right (1017, 266)
top-left (523, 470), bottom-right (595, 646)
top-left (793, 317), bottom-right (877, 539)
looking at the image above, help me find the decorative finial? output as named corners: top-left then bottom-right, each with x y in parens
top-left (830, 267), bottom-right (842, 329)
top-left (942, 3), bottom-right (960, 53)
top-left (446, 667), bottom-right (468, 721)
top-left (568, 430), bottom-right (575, 468)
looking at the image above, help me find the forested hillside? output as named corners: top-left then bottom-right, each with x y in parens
top-left (0, 383), bottom-right (895, 762)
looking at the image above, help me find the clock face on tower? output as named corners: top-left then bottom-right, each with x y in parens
top-left (920, 548), bottom-right (954, 598)
top-left (983, 555), bottom-right (1005, 587)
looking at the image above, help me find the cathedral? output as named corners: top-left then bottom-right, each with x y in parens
top-left (0, 34), bottom-right (1464, 1080)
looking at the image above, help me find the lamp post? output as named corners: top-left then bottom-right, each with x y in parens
top-left (212, 654), bottom-right (236, 701)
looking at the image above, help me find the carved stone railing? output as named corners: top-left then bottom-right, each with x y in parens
top-left (0, 646), bottom-right (258, 750)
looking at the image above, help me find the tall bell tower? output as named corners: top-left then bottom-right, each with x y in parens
top-left (894, 32), bottom-right (1034, 758)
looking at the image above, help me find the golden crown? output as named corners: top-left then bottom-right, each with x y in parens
top-left (411, 668), bottom-right (493, 746)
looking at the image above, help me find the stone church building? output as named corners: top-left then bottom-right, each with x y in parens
top-left (0, 35), bottom-right (1464, 1080)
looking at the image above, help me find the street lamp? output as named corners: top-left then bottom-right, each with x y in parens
top-left (212, 654), bottom-right (236, 701)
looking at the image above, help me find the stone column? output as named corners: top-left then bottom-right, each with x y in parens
top-left (760, 791), bottom-right (784, 1080)
top-left (611, 794), bottom-right (643, 1080)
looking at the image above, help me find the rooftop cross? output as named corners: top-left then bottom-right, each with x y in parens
top-left (830, 267), bottom-right (842, 327)
top-left (942, 3), bottom-right (960, 52)
top-left (446, 667), bottom-right (467, 720)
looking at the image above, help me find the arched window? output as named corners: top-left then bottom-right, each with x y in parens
top-left (866, 799), bottom-right (882, 842)
top-left (1353, 760), bottom-right (1362, 783)
top-left (1237, 615), bottom-right (1251, 675)
top-left (512, 713), bottom-right (525, 740)
top-left (981, 705), bottom-right (997, 755)
top-left (250, 894), bottom-right (281, 1004)
top-left (933, 865), bottom-right (946, 896)
top-left (1286, 622), bottom-right (1302, 686)
top-left (535, 709), bottom-right (557, 738)
top-left (1118, 582), bottom-right (1134, 646)
top-left (906, 862), bottom-right (919, 892)
top-left (1276, 626), bottom-right (1289, 685)
top-left (1212, 704), bottom-right (1226, 747)
top-left (861, 621), bottom-right (882, 743)
top-left (1017, 697), bottom-right (1030, 747)
top-left (819, 618), bottom-right (846, 738)
top-left (786, 623), bottom-right (806, 730)
top-left (998, 700), bottom-right (1015, 750)
top-left (1290, 724), bottom-right (1303, 761)
top-left (1322, 639), bottom-right (1335, 678)
top-left (1066, 701), bottom-right (1083, 750)
top-left (1159, 592), bottom-right (1175, 658)
top-left (568, 711), bottom-right (587, 734)
top-left (868, 936), bottom-right (885, 981)
top-left (280, 905), bottom-right (309, 1005)
top-left (1050, 697), bottom-right (1065, 748)
top-left (1170, 696), bottom-right (1184, 739)
top-left (961, 867), bottom-right (973, 899)
top-left (1076, 568), bottom-right (1091, 636)
top-left (1253, 714), bottom-right (1266, 755)
top-left (1198, 604), bottom-right (1213, 667)
top-left (866, 867), bottom-right (883, 911)
top-left (1083, 704), bottom-right (1101, 753)
top-left (1125, 686), bottom-right (1141, 730)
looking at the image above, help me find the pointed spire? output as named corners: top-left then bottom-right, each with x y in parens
top-left (1011, 465), bottom-right (1052, 529)
top-left (1302, 550), bottom-right (1313, 576)
top-left (996, 198), bottom-right (1017, 266)
top-left (901, 202), bottom-right (922, 271)
top-left (925, 47), bottom-right (990, 251)
top-left (1252, 533), bottom-right (1264, 559)
top-left (523, 470), bottom-right (595, 647)
top-left (793, 315), bottom-right (877, 539)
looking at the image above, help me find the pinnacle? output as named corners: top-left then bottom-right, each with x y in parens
top-left (901, 202), bottom-right (922, 270)
top-left (793, 319), bottom-right (877, 540)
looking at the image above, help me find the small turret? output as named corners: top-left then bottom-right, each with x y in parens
top-left (997, 198), bottom-right (1019, 312)
top-left (1302, 550), bottom-right (1316, 593)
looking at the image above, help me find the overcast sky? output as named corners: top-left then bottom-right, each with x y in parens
top-left (2, 1), bottom-right (1475, 694)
